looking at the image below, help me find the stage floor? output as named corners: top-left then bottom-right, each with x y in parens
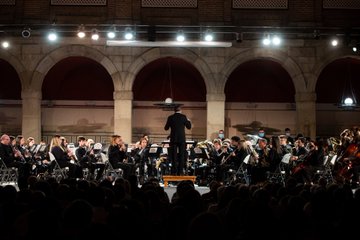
top-left (1, 181), bottom-right (210, 200)
top-left (160, 183), bottom-right (210, 201)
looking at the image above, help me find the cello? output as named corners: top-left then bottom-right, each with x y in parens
top-left (335, 143), bottom-right (360, 182)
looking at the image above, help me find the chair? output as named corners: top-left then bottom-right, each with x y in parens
top-left (313, 155), bottom-right (334, 184)
top-left (266, 153), bottom-right (291, 186)
top-left (228, 154), bottom-right (251, 185)
top-left (47, 152), bottom-right (68, 182)
top-left (0, 157), bottom-right (18, 185)
top-left (101, 153), bottom-right (123, 181)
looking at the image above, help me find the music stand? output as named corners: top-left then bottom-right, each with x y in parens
top-left (191, 147), bottom-right (210, 160)
top-left (148, 146), bottom-right (162, 159)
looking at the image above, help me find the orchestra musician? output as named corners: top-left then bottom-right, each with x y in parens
top-left (75, 136), bottom-right (104, 181)
top-left (50, 135), bottom-right (83, 179)
top-left (220, 136), bottom-right (248, 184)
top-left (107, 134), bottom-right (133, 180)
top-left (251, 137), bottom-right (270, 184)
top-left (131, 137), bottom-right (149, 184)
top-left (0, 134), bottom-right (30, 189)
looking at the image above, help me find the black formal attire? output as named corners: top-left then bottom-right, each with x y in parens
top-left (108, 144), bottom-right (132, 179)
top-left (164, 111), bottom-right (191, 175)
top-left (51, 146), bottom-right (83, 179)
top-left (75, 146), bottom-right (105, 181)
top-left (0, 143), bottom-right (30, 188)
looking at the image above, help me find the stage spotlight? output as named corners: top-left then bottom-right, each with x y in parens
top-left (262, 34), bottom-right (271, 46)
top-left (124, 27), bottom-right (134, 40)
top-left (331, 38), bottom-right (338, 46)
top-left (2, 41), bottom-right (9, 49)
top-left (47, 30), bottom-right (57, 41)
top-left (21, 28), bottom-right (31, 38)
top-left (272, 35), bottom-right (281, 46)
top-left (107, 27), bottom-right (116, 39)
top-left (77, 25), bottom-right (86, 38)
top-left (91, 29), bottom-right (99, 40)
top-left (176, 30), bottom-right (185, 42)
top-left (204, 29), bottom-right (213, 42)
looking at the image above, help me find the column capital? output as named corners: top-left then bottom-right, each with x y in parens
top-left (113, 90), bottom-right (133, 100)
top-left (206, 93), bottom-right (225, 101)
top-left (295, 92), bottom-right (317, 102)
top-left (21, 89), bottom-right (42, 99)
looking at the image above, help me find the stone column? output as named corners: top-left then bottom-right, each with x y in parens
top-left (295, 92), bottom-right (317, 139)
top-left (206, 93), bottom-right (225, 140)
top-left (113, 90), bottom-right (133, 143)
top-left (21, 89), bottom-right (42, 141)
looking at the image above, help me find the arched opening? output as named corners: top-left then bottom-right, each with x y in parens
top-left (41, 56), bottom-right (114, 143)
top-left (316, 57), bottom-right (360, 136)
top-left (43, 56), bottom-right (113, 100)
top-left (0, 59), bottom-right (22, 135)
top-left (133, 57), bottom-right (206, 102)
top-left (132, 57), bottom-right (207, 142)
top-left (224, 59), bottom-right (295, 137)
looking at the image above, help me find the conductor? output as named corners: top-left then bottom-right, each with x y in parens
top-left (164, 106), bottom-right (192, 175)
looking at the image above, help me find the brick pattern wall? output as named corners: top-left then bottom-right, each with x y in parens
top-left (141, 0), bottom-right (197, 8)
top-left (323, 0), bottom-right (360, 9)
top-left (289, 0), bottom-right (315, 22)
top-left (232, 0), bottom-right (288, 9)
top-left (0, 0), bottom-right (15, 5)
top-left (0, 0), bottom-right (359, 28)
top-left (50, 0), bottom-right (107, 5)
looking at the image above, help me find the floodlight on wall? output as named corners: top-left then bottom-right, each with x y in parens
top-left (1, 41), bottom-right (9, 49)
top-left (176, 30), bottom-right (185, 42)
top-left (124, 27), bottom-right (134, 40)
top-left (91, 29), bottom-right (99, 41)
top-left (262, 33), bottom-right (271, 46)
top-left (47, 30), bottom-right (57, 41)
top-left (204, 29), bottom-right (213, 42)
top-left (77, 25), bottom-right (86, 38)
top-left (21, 28), bottom-right (31, 38)
top-left (272, 35), bottom-right (281, 46)
top-left (107, 27), bottom-right (116, 39)
top-left (331, 38), bottom-right (339, 47)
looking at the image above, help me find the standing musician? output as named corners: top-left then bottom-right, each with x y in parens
top-left (108, 134), bottom-right (133, 180)
top-left (251, 137), bottom-right (270, 184)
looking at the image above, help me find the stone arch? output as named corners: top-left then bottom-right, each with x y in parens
top-left (220, 48), bottom-right (306, 93)
top-left (125, 48), bottom-right (215, 93)
top-left (30, 45), bottom-right (120, 91)
top-left (0, 50), bottom-right (27, 88)
top-left (312, 54), bottom-right (360, 92)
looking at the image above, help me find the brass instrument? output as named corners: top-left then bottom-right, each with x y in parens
top-left (156, 156), bottom-right (166, 169)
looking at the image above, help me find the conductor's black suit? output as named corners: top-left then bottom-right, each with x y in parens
top-left (164, 109), bottom-right (192, 175)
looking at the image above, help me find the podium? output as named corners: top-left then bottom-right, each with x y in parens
top-left (162, 175), bottom-right (197, 187)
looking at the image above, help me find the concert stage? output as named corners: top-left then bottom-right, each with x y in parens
top-left (1, 181), bottom-right (210, 201)
top-left (160, 183), bottom-right (210, 201)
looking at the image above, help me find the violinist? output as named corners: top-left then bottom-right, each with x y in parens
top-left (108, 134), bottom-right (132, 179)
